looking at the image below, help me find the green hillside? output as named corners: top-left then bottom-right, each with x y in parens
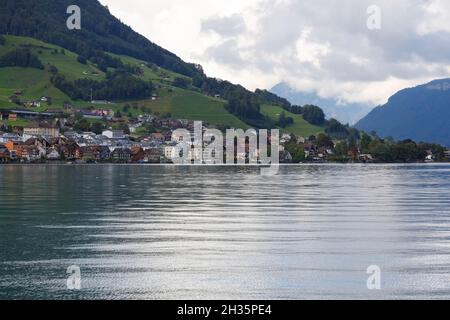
top-left (0, 35), bottom-right (249, 129)
top-left (0, 0), bottom-right (342, 139)
top-left (261, 105), bottom-right (323, 137)
top-left (0, 35), bottom-right (101, 107)
top-left (0, 35), bottom-right (326, 136)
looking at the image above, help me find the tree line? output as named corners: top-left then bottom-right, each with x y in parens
top-left (51, 69), bottom-right (153, 101)
top-left (0, 48), bottom-right (44, 69)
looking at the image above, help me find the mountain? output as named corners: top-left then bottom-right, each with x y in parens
top-left (0, 0), bottom-right (326, 137)
top-left (356, 79), bottom-right (450, 146)
top-left (271, 83), bottom-right (371, 125)
top-left (0, 0), bottom-right (200, 77)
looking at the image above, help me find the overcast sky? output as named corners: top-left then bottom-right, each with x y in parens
top-left (100, 0), bottom-right (450, 106)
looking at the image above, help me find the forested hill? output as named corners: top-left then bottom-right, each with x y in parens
top-left (0, 0), bottom-right (200, 77)
top-left (356, 78), bottom-right (450, 146)
top-left (0, 0), bottom-right (351, 135)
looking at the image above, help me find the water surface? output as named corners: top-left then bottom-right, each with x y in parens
top-left (1, 164), bottom-right (450, 299)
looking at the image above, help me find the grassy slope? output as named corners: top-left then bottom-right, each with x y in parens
top-left (0, 118), bottom-right (32, 127)
top-left (0, 36), bottom-right (94, 108)
top-left (108, 53), bottom-right (190, 84)
top-left (0, 35), bottom-right (245, 129)
top-left (261, 104), bottom-right (324, 137)
top-left (171, 93), bottom-right (249, 128)
top-left (0, 35), bottom-right (104, 81)
top-left (0, 35), bottom-right (322, 134)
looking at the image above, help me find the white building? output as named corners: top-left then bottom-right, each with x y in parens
top-left (102, 130), bottom-right (125, 139)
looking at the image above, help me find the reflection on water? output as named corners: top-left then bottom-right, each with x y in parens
top-left (1, 164), bottom-right (450, 299)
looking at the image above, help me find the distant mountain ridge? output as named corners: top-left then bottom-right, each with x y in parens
top-left (356, 78), bottom-right (450, 146)
top-left (271, 83), bottom-right (371, 125)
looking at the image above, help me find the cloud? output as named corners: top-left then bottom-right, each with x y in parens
top-left (100, 0), bottom-right (450, 106)
top-left (202, 14), bottom-right (247, 37)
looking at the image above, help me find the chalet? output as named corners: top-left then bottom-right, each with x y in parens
top-left (445, 150), bottom-right (450, 158)
top-left (78, 146), bottom-right (111, 161)
top-left (79, 146), bottom-right (99, 161)
top-left (59, 142), bottom-right (81, 160)
top-left (144, 148), bottom-right (163, 163)
top-left (46, 148), bottom-right (61, 161)
top-left (16, 145), bottom-right (44, 162)
top-left (111, 148), bottom-right (131, 162)
top-left (130, 146), bottom-right (145, 162)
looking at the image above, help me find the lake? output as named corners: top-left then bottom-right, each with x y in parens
top-left (1, 164), bottom-right (450, 300)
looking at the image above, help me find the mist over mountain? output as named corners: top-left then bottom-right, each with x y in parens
top-left (356, 78), bottom-right (450, 146)
top-left (271, 83), bottom-right (372, 125)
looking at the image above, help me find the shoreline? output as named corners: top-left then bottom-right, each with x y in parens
top-left (1, 162), bottom-right (449, 167)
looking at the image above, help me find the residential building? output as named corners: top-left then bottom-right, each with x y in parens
top-left (164, 145), bottom-right (179, 160)
top-left (23, 123), bottom-right (60, 138)
top-left (111, 148), bottom-right (131, 162)
top-left (150, 132), bottom-right (165, 143)
top-left (280, 150), bottom-right (293, 163)
top-left (8, 113), bottom-right (17, 122)
top-left (46, 148), bottom-right (61, 161)
top-left (130, 146), bottom-right (145, 162)
top-left (0, 133), bottom-right (22, 144)
top-left (102, 130), bottom-right (125, 139)
top-left (0, 145), bottom-right (10, 163)
top-left (144, 148), bottom-right (163, 163)
top-left (59, 142), bottom-right (81, 160)
top-left (16, 145), bottom-right (45, 161)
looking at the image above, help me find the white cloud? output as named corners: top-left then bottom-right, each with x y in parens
top-left (100, 0), bottom-right (450, 106)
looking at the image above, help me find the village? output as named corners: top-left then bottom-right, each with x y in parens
top-left (1, 96), bottom-right (450, 164)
